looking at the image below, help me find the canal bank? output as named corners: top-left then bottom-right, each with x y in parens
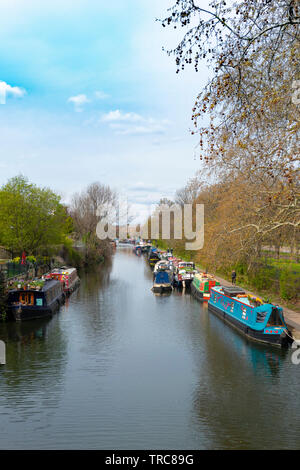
top-left (0, 246), bottom-right (300, 450)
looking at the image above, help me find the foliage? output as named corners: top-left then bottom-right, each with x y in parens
top-left (62, 237), bottom-right (84, 268)
top-left (279, 264), bottom-right (300, 300)
top-left (70, 182), bottom-right (117, 265)
top-left (9, 279), bottom-right (45, 290)
top-left (0, 176), bottom-right (69, 255)
top-left (160, 0), bottom-right (300, 256)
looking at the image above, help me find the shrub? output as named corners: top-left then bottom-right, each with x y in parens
top-left (279, 265), bottom-right (300, 300)
top-left (26, 255), bottom-right (37, 263)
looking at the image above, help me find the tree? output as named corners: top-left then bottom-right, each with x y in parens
top-left (161, 1), bottom-right (299, 179)
top-left (70, 182), bottom-right (117, 263)
top-left (70, 182), bottom-right (117, 238)
top-left (0, 176), bottom-right (69, 255)
top-left (175, 175), bottom-right (203, 206)
top-left (161, 0), bottom-right (300, 247)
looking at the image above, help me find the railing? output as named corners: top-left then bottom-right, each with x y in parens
top-left (0, 261), bottom-right (52, 281)
top-left (1, 262), bottom-right (28, 279)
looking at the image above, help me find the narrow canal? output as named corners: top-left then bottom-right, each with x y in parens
top-left (0, 246), bottom-right (299, 450)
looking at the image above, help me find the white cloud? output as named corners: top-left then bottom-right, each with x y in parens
top-left (101, 109), bottom-right (143, 123)
top-left (68, 94), bottom-right (90, 112)
top-left (101, 109), bottom-right (170, 135)
top-left (95, 90), bottom-right (109, 100)
top-left (0, 81), bottom-right (26, 104)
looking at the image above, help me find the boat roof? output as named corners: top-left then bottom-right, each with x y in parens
top-left (42, 279), bottom-right (62, 291)
top-left (194, 273), bottom-right (216, 280)
top-left (9, 279), bottom-right (61, 294)
top-left (154, 271), bottom-right (170, 283)
top-left (212, 285), bottom-right (264, 308)
top-left (51, 267), bottom-right (77, 275)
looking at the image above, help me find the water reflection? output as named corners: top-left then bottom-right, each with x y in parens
top-left (0, 248), bottom-right (299, 449)
top-left (190, 305), bottom-right (295, 449)
top-left (0, 314), bottom-right (67, 445)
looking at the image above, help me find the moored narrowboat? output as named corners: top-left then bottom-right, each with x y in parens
top-left (208, 285), bottom-right (293, 348)
top-left (148, 248), bottom-right (161, 267)
top-left (153, 260), bottom-right (169, 274)
top-left (133, 245), bottom-right (142, 256)
top-left (45, 267), bottom-right (80, 295)
top-left (191, 273), bottom-right (220, 301)
top-left (152, 270), bottom-right (172, 294)
top-left (173, 262), bottom-right (197, 288)
top-left (153, 260), bottom-right (175, 284)
top-left (7, 279), bottom-right (65, 321)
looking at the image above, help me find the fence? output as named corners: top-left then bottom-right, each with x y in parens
top-left (0, 262), bottom-right (29, 280)
top-left (0, 261), bottom-right (51, 281)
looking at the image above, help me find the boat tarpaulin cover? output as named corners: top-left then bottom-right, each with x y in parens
top-left (155, 271), bottom-right (170, 284)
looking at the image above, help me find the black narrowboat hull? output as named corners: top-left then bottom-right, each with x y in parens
top-left (191, 282), bottom-right (209, 301)
top-left (173, 278), bottom-right (192, 289)
top-left (152, 284), bottom-right (172, 294)
top-left (208, 302), bottom-right (292, 348)
top-left (7, 296), bottom-right (65, 322)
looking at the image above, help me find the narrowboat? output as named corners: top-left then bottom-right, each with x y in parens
top-left (191, 273), bottom-right (220, 301)
top-left (7, 279), bottom-right (65, 321)
top-left (173, 262), bottom-right (197, 288)
top-left (45, 267), bottom-right (80, 295)
top-left (133, 245), bottom-right (142, 256)
top-left (148, 248), bottom-right (161, 267)
top-left (152, 270), bottom-right (172, 294)
top-left (153, 260), bottom-right (175, 283)
top-left (208, 285), bottom-right (293, 348)
top-left (160, 251), bottom-right (174, 261)
top-left (133, 240), bottom-right (149, 255)
top-left (153, 260), bottom-right (169, 274)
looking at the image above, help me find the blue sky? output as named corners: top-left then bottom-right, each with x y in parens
top-left (0, 0), bottom-right (210, 222)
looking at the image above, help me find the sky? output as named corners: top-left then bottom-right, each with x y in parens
top-left (0, 0), bottom-right (211, 223)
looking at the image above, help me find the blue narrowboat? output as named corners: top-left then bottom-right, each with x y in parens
top-left (208, 285), bottom-right (293, 348)
top-left (152, 271), bottom-right (172, 294)
top-left (7, 279), bottom-right (65, 322)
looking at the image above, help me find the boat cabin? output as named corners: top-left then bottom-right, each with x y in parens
top-left (45, 267), bottom-right (79, 294)
top-left (7, 279), bottom-right (64, 321)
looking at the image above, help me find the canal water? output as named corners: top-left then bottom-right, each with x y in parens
top-left (0, 246), bottom-right (299, 450)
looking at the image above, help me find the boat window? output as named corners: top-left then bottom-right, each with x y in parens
top-left (19, 293), bottom-right (34, 305)
top-left (267, 308), bottom-right (284, 326)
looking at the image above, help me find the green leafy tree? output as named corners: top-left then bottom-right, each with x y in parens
top-left (0, 175), bottom-right (69, 255)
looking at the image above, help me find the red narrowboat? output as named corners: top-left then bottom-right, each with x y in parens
top-left (45, 267), bottom-right (80, 296)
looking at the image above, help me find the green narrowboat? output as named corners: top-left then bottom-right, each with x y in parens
top-left (191, 273), bottom-right (220, 301)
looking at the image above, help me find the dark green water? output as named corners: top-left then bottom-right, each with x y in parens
top-left (0, 246), bottom-right (299, 449)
